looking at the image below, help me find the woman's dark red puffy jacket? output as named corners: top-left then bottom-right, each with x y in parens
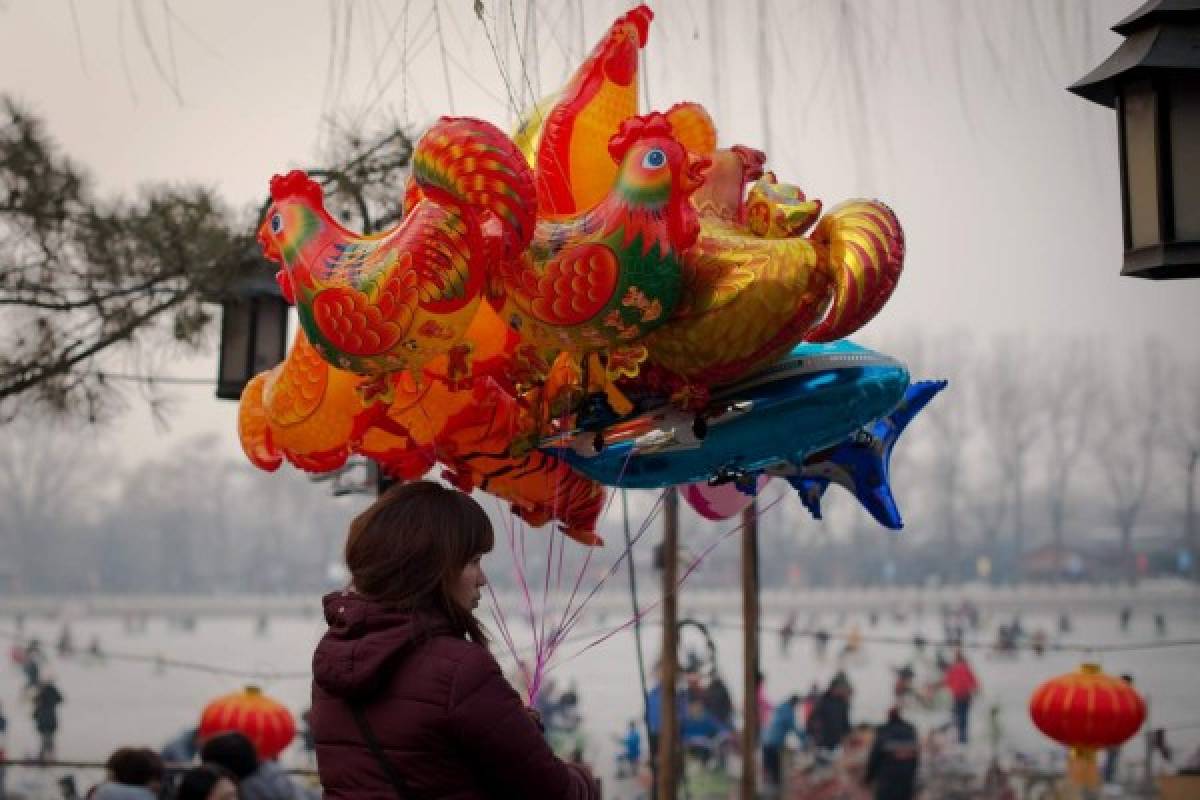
top-left (310, 590), bottom-right (598, 800)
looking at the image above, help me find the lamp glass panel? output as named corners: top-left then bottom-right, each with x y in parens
top-left (218, 300), bottom-right (251, 385)
top-left (1122, 80), bottom-right (1161, 249)
top-left (1169, 78), bottom-right (1200, 241)
top-left (251, 297), bottom-right (288, 374)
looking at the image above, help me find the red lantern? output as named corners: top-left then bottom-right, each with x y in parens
top-left (200, 685), bottom-right (296, 761)
top-left (1029, 663), bottom-right (1145, 786)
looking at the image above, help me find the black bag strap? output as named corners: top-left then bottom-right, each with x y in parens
top-left (348, 703), bottom-right (422, 800)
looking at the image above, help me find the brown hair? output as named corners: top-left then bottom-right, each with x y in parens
top-left (345, 480), bottom-right (493, 644)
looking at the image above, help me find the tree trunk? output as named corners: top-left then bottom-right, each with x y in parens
top-left (1187, 450), bottom-right (1198, 581)
top-left (1121, 523), bottom-right (1137, 586)
top-left (1050, 495), bottom-right (1066, 583)
top-left (1013, 481), bottom-right (1025, 583)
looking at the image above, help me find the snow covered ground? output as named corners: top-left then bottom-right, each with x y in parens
top-left (1, 598), bottom-right (1198, 797)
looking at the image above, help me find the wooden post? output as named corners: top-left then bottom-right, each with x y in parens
top-left (741, 499), bottom-right (761, 799)
top-left (658, 486), bottom-right (680, 800)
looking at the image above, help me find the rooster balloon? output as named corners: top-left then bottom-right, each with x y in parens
top-left (257, 117), bottom-right (535, 387)
top-left (237, 3), bottom-right (939, 543)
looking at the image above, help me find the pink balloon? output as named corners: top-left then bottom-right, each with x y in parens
top-left (681, 477), bottom-right (769, 520)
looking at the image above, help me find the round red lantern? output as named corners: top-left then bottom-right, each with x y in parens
top-left (1029, 663), bottom-right (1145, 786)
top-left (200, 685), bottom-right (296, 761)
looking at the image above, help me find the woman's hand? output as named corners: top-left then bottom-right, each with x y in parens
top-left (526, 706), bottom-right (544, 732)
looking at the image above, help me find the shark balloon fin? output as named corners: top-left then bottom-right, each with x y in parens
top-left (787, 380), bottom-right (948, 530)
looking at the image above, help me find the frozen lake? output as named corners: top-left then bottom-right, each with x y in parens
top-left (2, 594), bottom-right (1199, 797)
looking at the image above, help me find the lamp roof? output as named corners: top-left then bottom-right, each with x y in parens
top-left (1113, 0), bottom-right (1200, 36)
top-left (1069, 12), bottom-right (1200, 108)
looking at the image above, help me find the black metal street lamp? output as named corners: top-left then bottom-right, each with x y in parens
top-left (215, 253), bottom-right (289, 400)
top-left (1069, 0), bottom-right (1200, 279)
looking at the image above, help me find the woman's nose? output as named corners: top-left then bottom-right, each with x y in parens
top-left (478, 568), bottom-right (488, 587)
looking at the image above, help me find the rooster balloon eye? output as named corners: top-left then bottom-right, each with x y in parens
top-left (642, 149), bottom-right (666, 169)
top-left (270, 214), bottom-right (283, 234)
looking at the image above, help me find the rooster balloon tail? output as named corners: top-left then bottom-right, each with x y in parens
top-left (411, 116), bottom-right (538, 261)
top-left (803, 200), bottom-right (905, 343)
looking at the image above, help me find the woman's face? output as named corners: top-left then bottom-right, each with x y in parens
top-left (208, 777), bottom-right (238, 800)
top-left (451, 552), bottom-right (487, 611)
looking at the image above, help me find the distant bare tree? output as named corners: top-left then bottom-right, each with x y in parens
top-left (964, 469), bottom-right (1007, 584)
top-left (1093, 343), bottom-right (1163, 584)
top-left (976, 339), bottom-right (1040, 581)
top-left (1165, 357), bottom-right (1200, 581)
top-left (0, 417), bottom-right (104, 589)
top-left (925, 332), bottom-right (972, 583)
top-left (1041, 340), bottom-right (1097, 579)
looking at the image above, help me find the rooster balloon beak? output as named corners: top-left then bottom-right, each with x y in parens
top-left (257, 223), bottom-right (281, 264)
top-left (685, 155), bottom-right (712, 192)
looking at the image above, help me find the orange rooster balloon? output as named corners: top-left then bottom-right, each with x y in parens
top-left (237, 304), bottom-right (606, 544)
top-left (257, 117), bottom-right (536, 385)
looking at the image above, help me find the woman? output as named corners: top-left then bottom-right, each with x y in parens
top-left (310, 481), bottom-right (600, 799)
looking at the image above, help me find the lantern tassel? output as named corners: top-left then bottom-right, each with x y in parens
top-left (1067, 747), bottom-right (1100, 789)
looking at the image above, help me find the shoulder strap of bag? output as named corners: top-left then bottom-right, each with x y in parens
top-left (348, 703), bottom-right (421, 800)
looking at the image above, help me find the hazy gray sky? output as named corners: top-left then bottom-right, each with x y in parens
top-left (2, 0), bottom-right (1197, 464)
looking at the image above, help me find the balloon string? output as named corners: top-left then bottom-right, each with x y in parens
top-left (484, 506), bottom-right (523, 669)
top-left (550, 443), bottom-right (638, 653)
top-left (526, 489), bottom-right (668, 692)
top-left (553, 488), bottom-right (666, 647)
top-left (496, 500), bottom-right (540, 689)
top-left (565, 489), bottom-right (786, 663)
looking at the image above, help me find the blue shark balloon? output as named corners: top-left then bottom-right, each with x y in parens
top-left (547, 340), bottom-right (912, 491)
top-left (788, 379), bottom-right (948, 530)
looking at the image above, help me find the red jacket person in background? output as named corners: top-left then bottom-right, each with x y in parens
top-left (943, 649), bottom-right (980, 745)
top-left (310, 481), bottom-right (600, 799)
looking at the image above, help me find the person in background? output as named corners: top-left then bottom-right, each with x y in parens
top-left (160, 726), bottom-right (200, 766)
top-left (175, 764), bottom-right (238, 800)
top-left (704, 671), bottom-right (734, 732)
top-left (0, 699), bottom-right (8, 800)
top-left (298, 709), bottom-right (316, 767)
top-left (31, 675), bottom-right (63, 762)
top-left (779, 612), bottom-right (797, 656)
top-left (807, 674), bottom-right (853, 753)
top-left (813, 628), bottom-right (831, 659)
top-left (864, 708), bottom-right (919, 800)
top-left (20, 639), bottom-right (42, 690)
top-left (1103, 674), bottom-right (1136, 784)
top-left (91, 747), bottom-right (165, 800)
top-left (56, 625), bottom-right (74, 658)
top-left (201, 731), bottom-right (297, 800)
top-left (761, 694), bottom-right (804, 789)
top-left (615, 721), bottom-right (641, 779)
top-left (756, 671), bottom-right (772, 734)
top-left (944, 649), bottom-right (980, 745)
top-left (680, 699), bottom-right (728, 769)
top-left (893, 665), bottom-right (915, 706)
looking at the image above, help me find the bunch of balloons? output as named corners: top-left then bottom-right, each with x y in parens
top-left (240, 5), bottom-right (932, 542)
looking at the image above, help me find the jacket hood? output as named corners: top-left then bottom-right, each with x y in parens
top-left (313, 590), bottom-right (457, 698)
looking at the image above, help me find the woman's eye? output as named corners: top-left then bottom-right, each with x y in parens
top-left (270, 213), bottom-right (283, 234)
top-left (642, 148), bottom-right (666, 169)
